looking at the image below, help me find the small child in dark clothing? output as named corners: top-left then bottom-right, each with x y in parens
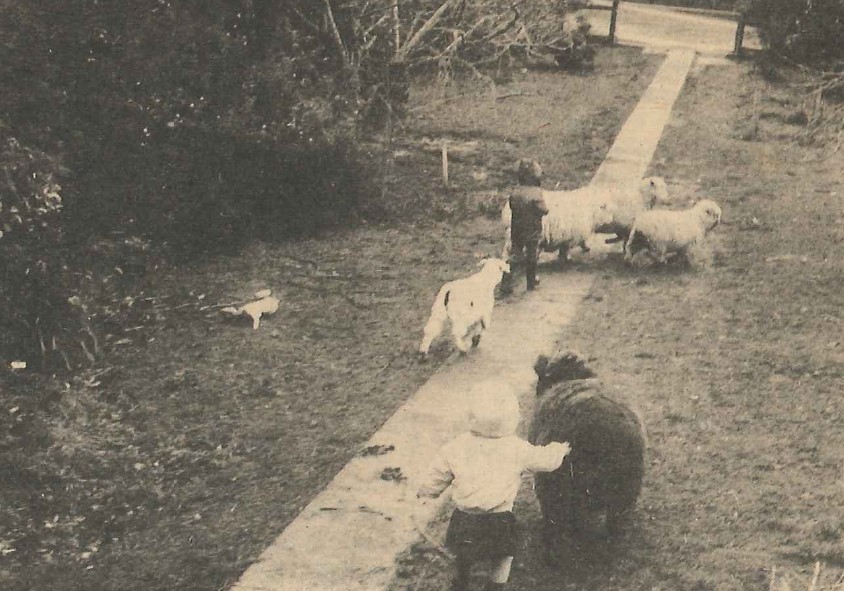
top-left (417, 381), bottom-right (570, 591)
top-left (501, 159), bottom-right (548, 294)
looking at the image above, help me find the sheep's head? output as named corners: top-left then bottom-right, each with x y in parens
top-left (516, 158), bottom-right (543, 187)
top-left (640, 177), bottom-right (670, 208)
top-left (694, 199), bottom-right (722, 231)
top-left (478, 257), bottom-right (510, 277)
top-left (534, 350), bottom-right (597, 395)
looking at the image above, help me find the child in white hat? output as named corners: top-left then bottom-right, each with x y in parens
top-left (417, 381), bottom-right (571, 591)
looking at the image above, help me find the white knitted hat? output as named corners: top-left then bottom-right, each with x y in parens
top-left (467, 381), bottom-right (520, 438)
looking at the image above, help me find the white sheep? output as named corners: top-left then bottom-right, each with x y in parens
top-left (419, 258), bottom-right (510, 355)
top-left (624, 199), bottom-right (722, 264)
top-left (501, 177), bottom-right (669, 260)
top-left (539, 193), bottom-right (616, 261)
top-left (592, 177), bottom-right (671, 242)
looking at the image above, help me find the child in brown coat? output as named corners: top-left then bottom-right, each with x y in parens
top-left (501, 159), bottom-right (547, 294)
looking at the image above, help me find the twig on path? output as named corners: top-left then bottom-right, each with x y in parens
top-left (495, 91), bottom-right (530, 100)
top-left (808, 561), bottom-right (821, 591)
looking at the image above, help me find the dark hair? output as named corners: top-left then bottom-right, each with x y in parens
top-left (516, 158), bottom-right (542, 187)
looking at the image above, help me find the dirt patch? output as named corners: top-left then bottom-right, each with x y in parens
top-left (0, 46), bottom-right (660, 591)
top-left (393, 59), bottom-right (843, 590)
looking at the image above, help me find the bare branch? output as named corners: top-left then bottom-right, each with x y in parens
top-left (323, 0), bottom-right (350, 64)
top-left (393, 0), bottom-right (457, 64)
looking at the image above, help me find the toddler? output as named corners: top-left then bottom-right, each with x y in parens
top-left (501, 158), bottom-right (548, 294)
top-left (417, 381), bottom-right (571, 591)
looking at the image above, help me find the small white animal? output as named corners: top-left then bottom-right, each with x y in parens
top-left (221, 291), bottom-right (280, 329)
top-left (624, 199), bottom-right (722, 264)
top-left (593, 176), bottom-right (671, 242)
top-left (540, 195), bottom-right (616, 260)
top-left (419, 258), bottom-right (510, 355)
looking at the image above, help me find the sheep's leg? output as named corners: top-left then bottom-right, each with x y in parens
top-left (419, 299), bottom-right (448, 354)
top-left (653, 246), bottom-right (672, 264)
top-left (578, 239), bottom-right (590, 253)
top-left (418, 317), bottom-right (444, 354)
top-left (557, 242), bottom-right (571, 264)
top-left (604, 233), bottom-right (626, 244)
top-left (451, 323), bottom-right (472, 354)
top-left (624, 229), bottom-right (648, 261)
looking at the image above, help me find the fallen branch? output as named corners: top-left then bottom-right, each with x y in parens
top-left (495, 91), bottom-right (528, 100)
top-left (394, 0), bottom-right (457, 64)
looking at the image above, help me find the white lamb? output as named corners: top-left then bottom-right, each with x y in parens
top-left (624, 199), bottom-right (722, 264)
top-left (592, 176), bottom-right (671, 242)
top-left (419, 258), bottom-right (510, 355)
top-left (539, 194), bottom-right (616, 260)
top-left (500, 177), bottom-right (669, 260)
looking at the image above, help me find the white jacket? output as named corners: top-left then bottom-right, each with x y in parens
top-left (418, 432), bottom-right (569, 513)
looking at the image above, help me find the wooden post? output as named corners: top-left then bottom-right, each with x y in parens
top-left (733, 13), bottom-right (746, 57)
top-left (609, 0), bottom-right (620, 44)
top-left (441, 141), bottom-right (449, 188)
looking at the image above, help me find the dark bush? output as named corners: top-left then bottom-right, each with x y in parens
top-left (747, 0), bottom-right (844, 63)
top-left (0, 128), bottom-right (93, 370)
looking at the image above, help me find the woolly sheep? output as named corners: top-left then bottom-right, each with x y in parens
top-left (539, 192), bottom-right (615, 261)
top-left (592, 176), bottom-right (671, 243)
top-left (624, 198), bottom-right (722, 264)
top-left (418, 258), bottom-right (510, 355)
top-left (501, 193), bottom-right (614, 261)
top-left (529, 351), bottom-right (646, 563)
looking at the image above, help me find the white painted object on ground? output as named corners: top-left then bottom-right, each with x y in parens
top-left (221, 290), bottom-right (280, 329)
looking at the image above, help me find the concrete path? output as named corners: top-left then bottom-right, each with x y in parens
top-left (591, 48), bottom-right (696, 186)
top-left (231, 39), bottom-right (700, 591)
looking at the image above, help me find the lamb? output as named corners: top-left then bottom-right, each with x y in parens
top-left (539, 193), bottom-right (615, 261)
top-left (501, 193), bottom-right (614, 261)
top-left (624, 198), bottom-right (722, 264)
top-left (418, 258), bottom-right (509, 355)
top-left (529, 350), bottom-right (646, 563)
top-left (592, 176), bottom-right (671, 243)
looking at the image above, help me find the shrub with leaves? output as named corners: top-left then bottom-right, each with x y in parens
top-left (748, 0), bottom-right (844, 63)
top-left (0, 128), bottom-right (93, 370)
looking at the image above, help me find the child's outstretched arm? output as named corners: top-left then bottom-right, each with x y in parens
top-left (417, 453), bottom-right (454, 499)
top-left (522, 440), bottom-right (571, 473)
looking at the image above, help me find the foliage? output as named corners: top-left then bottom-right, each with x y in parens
top-left (0, 127), bottom-right (93, 369)
top-left (748, 0), bottom-right (844, 63)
